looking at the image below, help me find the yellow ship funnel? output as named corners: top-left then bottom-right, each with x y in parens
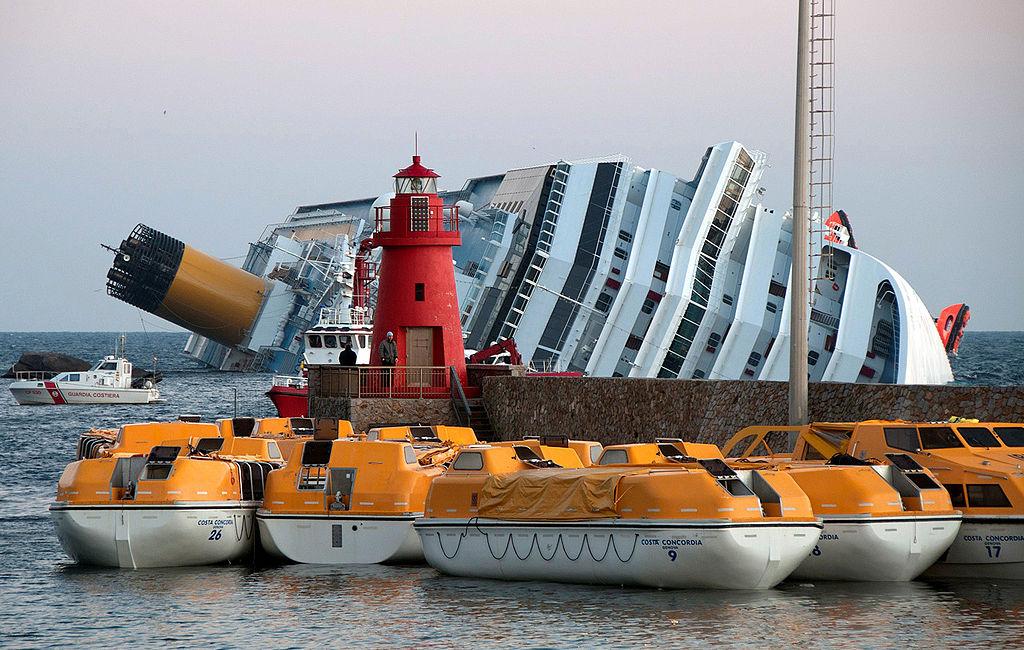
top-left (106, 224), bottom-right (268, 347)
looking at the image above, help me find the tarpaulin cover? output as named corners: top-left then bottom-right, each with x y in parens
top-left (477, 468), bottom-right (641, 520)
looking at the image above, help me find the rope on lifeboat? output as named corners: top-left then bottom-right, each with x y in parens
top-left (433, 518), bottom-right (639, 563)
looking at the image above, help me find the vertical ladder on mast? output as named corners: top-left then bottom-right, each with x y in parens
top-left (808, 0), bottom-right (836, 302)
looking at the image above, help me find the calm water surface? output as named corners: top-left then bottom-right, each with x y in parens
top-left (2, 331), bottom-right (1024, 647)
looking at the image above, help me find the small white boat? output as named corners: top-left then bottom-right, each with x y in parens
top-left (9, 346), bottom-right (160, 406)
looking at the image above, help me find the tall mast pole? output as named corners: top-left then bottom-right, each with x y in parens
top-left (789, 0), bottom-right (811, 426)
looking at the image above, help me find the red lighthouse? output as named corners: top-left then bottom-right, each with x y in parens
top-left (370, 154), bottom-right (467, 386)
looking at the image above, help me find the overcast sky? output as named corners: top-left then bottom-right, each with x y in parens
top-left (2, 1), bottom-right (1022, 331)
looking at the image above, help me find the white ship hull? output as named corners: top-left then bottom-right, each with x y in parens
top-left (257, 512), bottom-right (422, 564)
top-left (924, 518), bottom-right (1024, 579)
top-left (50, 503), bottom-right (255, 568)
top-left (416, 519), bottom-right (822, 590)
top-left (791, 515), bottom-right (961, 582)
top-left (11, 381), bottom-right (160, 405)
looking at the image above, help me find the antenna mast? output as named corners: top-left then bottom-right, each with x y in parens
top-left (789, 0), bottom-right (812, 425)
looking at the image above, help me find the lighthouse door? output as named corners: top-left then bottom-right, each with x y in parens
top-left (406, 327), bottom-right (434, 386)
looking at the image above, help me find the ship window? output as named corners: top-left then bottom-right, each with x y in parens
top-left (807, 351), bottom-right (819, 366)
top-left (958, 427), bottom-right (1000, 448)
top-left (670, 198), bottom-right (682, 211)
top-left (100, 362), bottom-right (117, 371)
top-left (68, 374), bottom-right (80, 382)
top-left (966, 484), bottom-right (1013, 508)
top-left (884, 427), bottom-right (920, 453)
top-left (308, 335), bottom-right (322, 348)
top-left (692, 369), bottom-right (706, 379)
top-left (618, 229), bottom-right (633, 243)
top-left (625, 335), bottom-right (644, 351)
top-left (641, 297), bottom-right (656, 314)
top-left (919, 427), bottom-right (965, 450)
top-left (598, 449), bottom-right (628, 465)
top-left (404, 445), bottom-right (418, 465)
top-left (722, 294), bottom-right (733, 306)
top-left (451, 452), bottom-right (483, 471)
top-left (653, 262), bottom-right (670, 281)
top-left (766, 302), bottom-right (778, 314)
top-left (415, 283), bottom-right (425, 301)
top-left (324, 335), bottom-right (337, 348)
top-left (942, 484), bottom-right (966, 507)
top-left (595, 293), bottom-right (613, 313)
top-left (994, 427), bottom-right (1024, 447)
top-left (613, 247), bottom-right (628, 260)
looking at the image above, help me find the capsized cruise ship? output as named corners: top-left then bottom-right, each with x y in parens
top-left (107, 141), bottom-right (957, 384)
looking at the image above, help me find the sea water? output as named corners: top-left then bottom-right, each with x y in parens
top-left (2, 331), bottom-right (1024, 647)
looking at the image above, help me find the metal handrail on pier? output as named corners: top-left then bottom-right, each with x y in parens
top-left (312, 365), bottom-right (450, 399)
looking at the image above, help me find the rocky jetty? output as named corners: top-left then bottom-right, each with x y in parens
top-left (2, 352), bottom-right (91, 379)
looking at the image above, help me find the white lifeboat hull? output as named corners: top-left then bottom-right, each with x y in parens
top-left (10, 380), bottom-right (160, 405)
top-left (50, 503), bottom-right (256, 568)
top-left (416, 519), bottom-right (822, 590)
top-left (924, 517), bottom-right (1024, 579)
top-left (790, 514), bottom-right (961, 581)
top-left (257, 511), bottom-right (422, 564)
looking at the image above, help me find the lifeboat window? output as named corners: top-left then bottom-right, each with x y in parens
top-left (266, 441), bottom-right (282, 460)
top-left (589, 445), bottom-right (603, 464)
top-left (966, 484), bottom-right (1013, 508)
top-left (958, 427), bottom-right (1000, 448)
top-left (919, 427), bottom-right (964, 450)
top-left (290, 418), bottom-right (315, 436)
top-left (598, 449), bottom-right (629, 465)
top-left (451, 452), bottom-right (484, 471)
top-left (301, 441), bottom-right (333, 466)
top-left (883, 427), bottom-right (920, 453)
top-left (994, 427), bottom-right (1024, 447)
top-left (193, 438), bottom-right (224, 455)
top-left (404, 445), bottom-right (418, 464)
top-left (944, 484), bottom-right (967, 508)
top-left (698, 458), bottom-right (755, 496)
top-left (328, 468), bottom-right (356, 511)
top-left (142, 465), bottom-right (172, 480)
top-left (308, 335), bottom-right (322, 348)
top-left (324, 336), bottom-right (338, 349)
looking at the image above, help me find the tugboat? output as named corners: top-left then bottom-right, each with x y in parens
top-left (724, 421), bottom-right (1024, 579)
top-left (597, 440), bottom-right (960, 581)
top-left (416, 443), bottom-right (822, 589)
top-left (266, 307), bottom-right (373, 417)
top-left (9, 336), bottom-right (161, 405)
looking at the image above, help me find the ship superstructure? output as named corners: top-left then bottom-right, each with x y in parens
top-left (108, 141), bottom-right (956, 384)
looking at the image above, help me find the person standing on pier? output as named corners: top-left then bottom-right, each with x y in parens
top-left (379, 331), bottom-right (398, 388)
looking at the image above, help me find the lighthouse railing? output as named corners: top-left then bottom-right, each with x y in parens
top-left (373, 205), bottom-right (460, 234)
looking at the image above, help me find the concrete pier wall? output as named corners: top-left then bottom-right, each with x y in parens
top-left (481, 377), bottom-right (1024, 446)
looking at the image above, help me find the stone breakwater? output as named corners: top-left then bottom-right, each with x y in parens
top-left (480, 377), bottom-right (1024, 446)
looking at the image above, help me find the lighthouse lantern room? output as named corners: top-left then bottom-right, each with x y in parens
top-left (370, 154), bottom-right (468, 387)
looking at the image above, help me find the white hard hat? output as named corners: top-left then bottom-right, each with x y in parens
top-left (386, 331), bottom-right (394, 336)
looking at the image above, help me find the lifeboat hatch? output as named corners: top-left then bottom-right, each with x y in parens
top-left (329, 468), bottom-right (357, 511)
top-left (698, 458), bottom-right (755, 497)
